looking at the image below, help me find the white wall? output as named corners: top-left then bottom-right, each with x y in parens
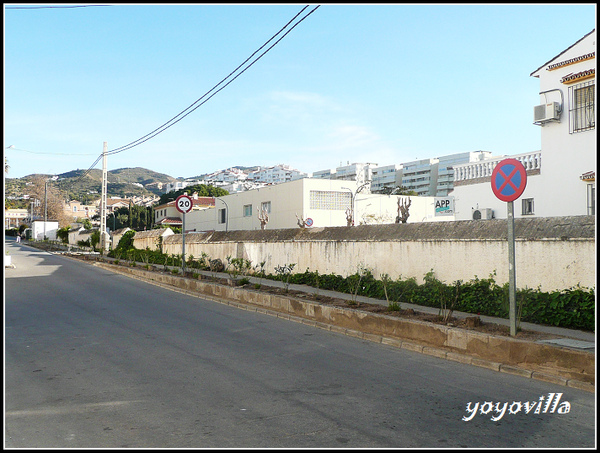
top-left (186, 178), bottom-right (455, 232)
top-left (31, 221), bottom-right (59, 241)
top-left (531, 30), bottom-right (596, 217)
top-left (453, 31), bottom-right (596, 220)
top-left (162, 218), bottom-right (595, 292)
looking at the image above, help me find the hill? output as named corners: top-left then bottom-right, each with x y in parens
top-left (5, 167), bottom-right (179, 204)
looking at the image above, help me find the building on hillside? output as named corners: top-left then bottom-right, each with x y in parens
top-left (104, 197), bottom-right (132, 213)
top-left (247, 164), bottom-right (307, 185)
top-left (64, 200), bottom-right (98, 221)
top-left (451, 29), bottom-right (596, 219)
top-left (185, 178), bottom-right (454, 232)
top-left (153, 193), bottom-right (215, 227)
top-left (130, 195), bottom-right (160, 207)
top-left (312, 162), bottom-right (377, 187)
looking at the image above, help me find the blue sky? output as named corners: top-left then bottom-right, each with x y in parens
top-left (3, 3), bottom-right (597, 179)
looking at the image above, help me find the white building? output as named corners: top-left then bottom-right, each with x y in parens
top-left (185, 178), bottom-right (454, 232)
top-left (248, 164), bottom-right (307, 185)
top-left (31, 220), bottom-right (59, 241)
top-left (401, 158), bottom-right (439, 196)
top-left (452, 29), bottom-right (596, 220)
top-left (370, 164), bottom-right (403, 193)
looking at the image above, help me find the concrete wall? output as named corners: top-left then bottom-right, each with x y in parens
top-left (162, 216), bottom-right (595, 292)
top-left (132, 228), bottom-right (173, 251)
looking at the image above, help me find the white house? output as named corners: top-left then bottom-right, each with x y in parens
top-left (153, 193), bottom-right (215, 227)
top-left (452, 29), bottom-right (596, 219)
top-left (31, 220), bottom-right (59, 241)
top-left (185, 178), bottom-right (454, 232)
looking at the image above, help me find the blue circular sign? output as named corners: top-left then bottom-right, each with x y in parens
top-left (491, 159), bottom-right (527, 202)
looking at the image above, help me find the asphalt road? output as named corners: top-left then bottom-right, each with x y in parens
top-left (4, 240), bottom-right (596, 448)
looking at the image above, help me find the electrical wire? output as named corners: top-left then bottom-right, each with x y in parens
top-left (63, 5), bottom-right (320, 189)
top-left (5, 146), bottom-right (96, 156)
top-left (106, 4), bottom-right (319, 156)
top-left (5, 5), bottom-right (111, 9)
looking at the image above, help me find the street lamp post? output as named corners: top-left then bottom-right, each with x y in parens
top-left (342, 181), bottom-right (371, 226)
top-left (217, 198), bottom-right (229, 232)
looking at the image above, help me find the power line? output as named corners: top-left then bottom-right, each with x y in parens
top-left (5, 5), bottom-right (112, 10)
top-left (63, 5), bottom-right (321, 190)
top-left (106, 4), bottom-right (320, 156)
top-left (5, 146), bottom-right (96, 156)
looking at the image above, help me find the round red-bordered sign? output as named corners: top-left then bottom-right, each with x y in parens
top-left (175, 194), bottom-right (193, 213)
top-left (491, 158), bottom-right (527, 202)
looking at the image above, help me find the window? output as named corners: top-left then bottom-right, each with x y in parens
top-left (522, 198), bottom-right (534, 215)
top-left (243, 204), bottom-right (253, 217)
top-left (587, 184), bottom-right (595, 215)
top-left (309, 190), bottom-right (352, 210)
top-left (261, 201), bottom-right (271, 213)
top-left (218, 208), bottom-right (226, 224)
top-left (569, 81), bottom-right (595, 133)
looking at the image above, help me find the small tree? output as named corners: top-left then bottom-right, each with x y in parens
top-left (57, 226), bottom-right (70, 244)
top-left (274, 263), bottom-right (296, 292)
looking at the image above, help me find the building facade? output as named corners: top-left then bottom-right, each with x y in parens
top-left (185, 178), bottom-right (454, 232)
top-left (451, 30), bottom-right (596, 220)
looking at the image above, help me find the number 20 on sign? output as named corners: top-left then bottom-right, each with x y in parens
top-left (176, 195), bottom-right (193, 214)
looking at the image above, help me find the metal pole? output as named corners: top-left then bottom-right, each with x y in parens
top-left (507, 201), bottom-right (517, 336)
top-left (181, 212), bottom-right (186, 274)
top-left (100, 142), bottom-right (108, 251)
top-left (44, 180), bottom-right (48, 240)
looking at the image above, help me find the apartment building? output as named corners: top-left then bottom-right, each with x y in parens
top-left (248, 164), bottom-right (307, 185)
top-left (452, 29), bottom-right (596, 219)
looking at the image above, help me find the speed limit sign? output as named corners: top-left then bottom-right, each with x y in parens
top-left (175, 194), bottom-right (193, 214)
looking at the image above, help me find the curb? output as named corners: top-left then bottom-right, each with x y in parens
top-left (93, 260), bottom-right (595, 393)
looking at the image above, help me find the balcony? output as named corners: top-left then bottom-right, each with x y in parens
top-left (453, 151), bottom-right (541, 186)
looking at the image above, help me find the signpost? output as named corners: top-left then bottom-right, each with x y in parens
top-left (491, 159), bottom-right (527, 336)
top-left (175, 194), bottom-right (193, 274)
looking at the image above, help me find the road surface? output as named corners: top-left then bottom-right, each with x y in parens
top-left (4, 240), bottom-right (596, 448)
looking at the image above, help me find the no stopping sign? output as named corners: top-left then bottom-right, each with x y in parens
top-left (491, 159), bottom-right (527, 202)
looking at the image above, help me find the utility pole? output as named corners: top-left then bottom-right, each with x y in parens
top-left (100, 142), bottom-right (108, 251)
top-left (44, 179), bottom-right (48, 240)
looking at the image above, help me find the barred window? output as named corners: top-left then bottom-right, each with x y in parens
top-left (569, 81), bottom-right (595, 133)
top-left (309, 190), bottom-right (352, 210)
top-left (521, 198), bottom-right (534, 216)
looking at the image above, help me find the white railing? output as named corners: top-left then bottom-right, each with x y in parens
top-left (453, 151), bottom-right (541, 182)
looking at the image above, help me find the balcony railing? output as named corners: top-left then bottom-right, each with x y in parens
top-left (453, 151), bottom-right (541, 184)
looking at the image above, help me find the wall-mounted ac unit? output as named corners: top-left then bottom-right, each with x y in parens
top-left (534, 102), bottom-right (561, 123)
top-left (472, 208), bottom-right (494, 220)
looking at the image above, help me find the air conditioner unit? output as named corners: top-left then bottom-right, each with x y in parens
top-left (534, 102), bottom-right (561, 123)
top-left (472, 208), bottom-right (494, 220)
